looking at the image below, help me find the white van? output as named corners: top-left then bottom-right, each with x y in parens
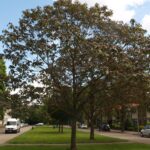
top-left (5, 118), bottom-right (21, 133)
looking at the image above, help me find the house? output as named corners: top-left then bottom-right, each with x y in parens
top-left (0, 109), bottom-right (11, 126)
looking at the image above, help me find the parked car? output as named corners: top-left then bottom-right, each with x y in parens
top-left (79, 124), bottom-right (88, 129)
top-left (99, 123), bottom-right (110, 131)
top-left (36, 123), bottom-right (44, 126)
top-left (20, 123), bottom-right (28, 127)
top-left (5, 118), bottom-right (21, 134)
top-left (140, 125), bottom-right (150, 137)
top-left (20, 123), bottom-right (24, 127)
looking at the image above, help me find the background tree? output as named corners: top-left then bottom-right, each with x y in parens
top-left (45, 86), bottom-right (72, 133)
top-left (126, 20), bottom-right (150, 126)
top-left (0, 57), bottom-right (9, 121)
top-left (25, 104), bottom-right (49, 125)
top-left (108, 19), bottom-right (150, 131)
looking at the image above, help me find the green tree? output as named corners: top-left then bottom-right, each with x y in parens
top-left (0, 57), bottom-right (7, 120)
top-left (43, 86), bottom-right (71, 133)
top-left (1, 1), bottom-right (113, 149)
top-left (1, 0), bottom-right (149, 149)
top-left (107, 19), bottom-right (150, 131)
top-left (25, 104), bottom-right (49, 125)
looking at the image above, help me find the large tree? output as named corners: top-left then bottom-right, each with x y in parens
top-left (1, 0), bottom-right (149, 149)
top-left (0, 57), bottom-right (8, 120)
top-left (107, 19), bottom-right (150, 131)
top-left (0, 1), bottom-right (113, 149)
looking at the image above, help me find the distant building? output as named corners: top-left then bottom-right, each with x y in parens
top-left (0, 109), bottom-right (11, 125)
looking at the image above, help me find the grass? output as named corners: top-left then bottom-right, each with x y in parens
top-left (9, 126), bottom-right (125, 144)
top-left (3, 126), bottom-right (150, 150)
top-left (0, 144), bottom-right (150, 150)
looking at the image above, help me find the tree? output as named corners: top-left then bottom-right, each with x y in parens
top-left (45, 86), bottom-right (72, 133)
top-left (1, 1), bottom-right (114, 150)
top-left (25, 104), bottom-right (49, 125)
top-left (10, 93), bottom-right (29, 121)
top-left (0, 58), bottom-right (6, 101)
top-left (1, 0), bottom-right (149, 149)
top-left (107, 19), bottom-right (150, 131)
top-left (0, 57), bottom-right (8, 120)
top-left (82, 77), bottom-right (110, 140)
top-left (126, 20), bottom-right (150, 126)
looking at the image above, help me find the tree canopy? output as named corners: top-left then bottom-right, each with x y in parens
top-left (0, 0), bottom-right (149, 150)
top-left (0, 57), bottom-right (7, 120)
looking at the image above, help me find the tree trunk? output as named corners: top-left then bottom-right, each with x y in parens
top-left (70, 120), bottom-right (77, 150)
top-left (89, 97), bottom-right (95, 140)
top-left (90, 120), bottom-right (94, 140)
top-left (61, 124), bottom-right (63, 133)
top-left (58, 124), bottom-right (61, 133)
top-left (120, 106), bottom-right (125, 132)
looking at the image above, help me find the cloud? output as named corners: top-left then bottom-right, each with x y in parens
top-left (10, 88), bottom-right (20, 95)
top-left (141, 14), bottom-right (150, 33)
top-left (53, 0), bottom-right (150, 32)
top-left (10, 80), bottom-right (44, 95)
top-left (72, 0), bottom-right (147, 22)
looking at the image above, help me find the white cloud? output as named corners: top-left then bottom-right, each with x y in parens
top-left (53, 0), bottom-right (150, 32)
top-left (72, 0), bottom-right (147, 22)
top-left (10, 81), bottom-right (44, 95)
top-left (31, 80), bottom-right (44, 88)
top-left (141, 14), bottom-right (150, 33)
top-left (10, 88), bottom-right (21, 95)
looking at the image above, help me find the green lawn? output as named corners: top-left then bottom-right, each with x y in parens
top-left (0, 144), bottom-right (150, 150)
top-left (4, 126), bottom-right (150, 150)
top-left (9, 126), bottom-right (125, 144)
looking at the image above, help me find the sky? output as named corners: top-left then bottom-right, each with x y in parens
top-left (0, 0), bottom-right (150, 66)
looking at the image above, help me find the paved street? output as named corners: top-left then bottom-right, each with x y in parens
top-left (0, 126), bottom-right (32, 144)
top-left (78, 128), bottom-right (150, 144)
top-left (100, 130), bottom-right (150, 144)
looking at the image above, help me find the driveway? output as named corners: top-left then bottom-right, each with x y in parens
top-left (0, 126), bottom-right (32, 144)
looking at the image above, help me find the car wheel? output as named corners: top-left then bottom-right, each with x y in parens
top-left (15, 130), bottom-right (18, 134)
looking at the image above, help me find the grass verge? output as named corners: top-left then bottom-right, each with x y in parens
top-left (0, 144), bottom-right (150, 150)
top-left (9, 126), bottom-right (125, 144)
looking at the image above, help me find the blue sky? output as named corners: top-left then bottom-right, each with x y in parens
top-left (0, 0), bottom-right (52, 31)
top-left (0, 0), bottom-right (150, 69)
top-left (0, 0), bottom-right (53, 54)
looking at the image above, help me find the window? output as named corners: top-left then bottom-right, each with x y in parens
top-left (7, 121), bottom-right (16, 125)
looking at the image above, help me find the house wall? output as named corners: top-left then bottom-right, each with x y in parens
top-left (132, 112), bottom-right (138, 120)
top-left (0, 109), bottom-right (11, 125)
top-left (146, 112), bottom-right (150, 122)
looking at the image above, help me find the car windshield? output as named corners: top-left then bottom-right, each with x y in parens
top-left (7, 121), bottom-right (16, 125)
top-left (144, 125), bottom-right (150, 129)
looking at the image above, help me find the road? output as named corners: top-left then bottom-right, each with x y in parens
top-left (0, 126), bottom-right (32, 144)
top-left (78, 128), bottom-right (150, 144)
top-left (100, 130), bottom-right (150, 144)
